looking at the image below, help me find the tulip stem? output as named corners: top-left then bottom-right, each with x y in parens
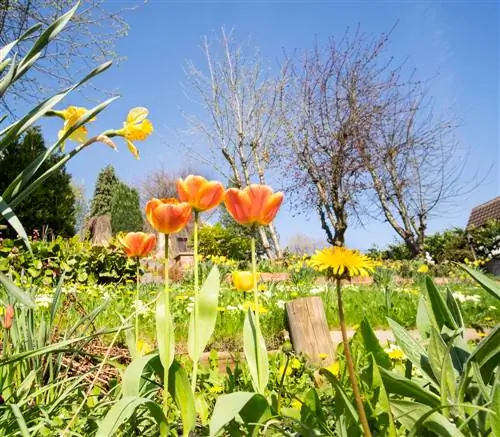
top-left (135, 258), bottom-right (140, 355)
top-left (336, 278), bottom-right (372, 437)
top-left (191, 211), bottom-right (199, 392)
top-left (163, 235), bottom-right (170, 419)
top-left (251, 234), bottom-right (262, 392)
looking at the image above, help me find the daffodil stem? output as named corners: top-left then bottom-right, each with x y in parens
top-left (163, 235), bottom-right (170, 419)
top-left (135, 258), bottom-right (140, 354)
top-left (191, 212), bottom-right (199, 392)
top-left (336, 278), bottom-right (372, 437)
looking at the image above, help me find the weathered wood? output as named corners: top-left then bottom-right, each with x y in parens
top-left (286, 296), bottom-right (335, 366)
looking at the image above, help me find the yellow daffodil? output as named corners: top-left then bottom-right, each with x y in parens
top-left (55, 106), bottom-right (94, 149)
top-left (309, 246), bottom-right (375, 279)
top-left (116, 107), bottom-right (153, 159)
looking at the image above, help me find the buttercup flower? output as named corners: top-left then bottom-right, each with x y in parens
top-left (232, 271), bottom-right (260, 292)
top-left (55, 106), bottom-right (94, 147)
top-left (116, 107), bottom-right (153, 159)
top-left (224, 184), bottom-right (284, 227)
top-left (118, 232), bottom-right (156, 258)
top-left (309, 246), bottom-right (375, 279)
top-left (176, 175), bottom-right (224, 212)
top-left (145, 198), bottom-right (192, 234)
top-left (417, 264), bottom-right (429, 274)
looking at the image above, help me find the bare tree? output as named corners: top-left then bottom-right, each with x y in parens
top-left (0, 0), bottom-right (133, 113)
top-left (279, 32), bottom-right (372, 245)
top-left (280, 27), bottom-right (469, 256)
top-left (286, 233), bottom-right (324, 255)
top-left (183, 28), bottom-right (284, 259)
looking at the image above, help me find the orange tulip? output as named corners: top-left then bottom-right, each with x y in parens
top-left (224, 184), bottom-right (284, 227)
top-left (118, 232), bottom-right (156, 257)
top-left (145, 198), bottom-right (192, 234)
top-left (232, 271), bottom-right (260, 292)
top-left (176, 175), bottom-right (224, 213)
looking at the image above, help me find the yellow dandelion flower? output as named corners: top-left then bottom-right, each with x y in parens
top-left (325, 361), bottom-right (340, 377)
top-left (318, 353), bottom-right (328, 360)
top-left (309, 246), bottom-right (375, 279)
top-left (242, 301), bottom-right (268, 314)
top-left (209, 385), bottom-right (224, 394)
top-left (417, 264), bottom-right (429, 274)
top-left (387, 347), bottom-right (405, 361)
top-left (290, 398), bottom-right (302, 409)
top-left (290, 357), bottom-right (302, 370)
top-left (115, 107), bottom-right (153, 159)
top-left (278, 365), bottom-right (292, 380)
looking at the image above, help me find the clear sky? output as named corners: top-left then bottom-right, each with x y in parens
top-left (39, 0), bottom-right (499, 250)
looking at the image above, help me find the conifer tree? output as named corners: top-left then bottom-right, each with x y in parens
top-left (89, 165), bottom-right (118, 218)
top-left (110, 182), bottom-right (144, 234)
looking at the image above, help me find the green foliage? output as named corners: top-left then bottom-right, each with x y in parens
top-left (0, 236), bottom-right (137, 286)
top-left (197, 223), bottom-right (252, 261)
top-left (424, 227), bottom-right (471, 263)
top-left (89, 165), bottom-right (118, 218)
top-left (110, 181), bottom-right (143, 234)
top-left (469, 219), bottom-right (500, 260)
top-left (0, 127), bottom-right (76, 238)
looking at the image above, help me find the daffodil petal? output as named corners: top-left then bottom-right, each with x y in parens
top-left (126, 139), bottom-right (140, 159)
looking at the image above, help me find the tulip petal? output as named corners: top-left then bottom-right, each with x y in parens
top-left (197, 181), bottom-right (224, 211)
top-left (261, 192), bottom-right (284, 225)
top-left (248, 185), bottom-right (273, 224)
top-left (225, 188), bottom-right (252, 226)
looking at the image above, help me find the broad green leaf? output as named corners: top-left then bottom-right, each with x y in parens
top-left (391, 400), bottom-right (466, 437)
top-left (388, 318), bottom-right (436, 387)
top-left (428, 329), bottom-right (456, 404)
top-left (458, 263), bottom-right (500, 302)
top-left (188, 265), bottom-right (220, 362)
top-left (490, 381), bottom-right (500, 437)
top-left (0, 195), bottom-right (30, 251)
top-left (416, 296), bottom-right (432, 339)
top-left (123, 353), bottom-right (162, 397)
top-left (0, 271), bottom-right (34, 308)
top-left (210, 392), bottom-right (266, 437)
top-left (425, 277), bottom-right (457, 331)
top-left (243, 309), bottom-right (269, 393)
top-left (300, 388), bottom-right (325, 429)
top-left (239, 391), bottom-right (273, 437)
top-left (379, 367), bottom-right (441, 407)
top-left (367, 356), bottom-right (397, 437)
top-left (96, 396), bottom-right (167, 437)
top-left (168, 360), bottom-right (196, 437)
top-left (156, 295), bottom-right (175, 372)
top-left (360, 317), bottom-right (391, 369)
top-left (445, 288), bottom-right (464, 330)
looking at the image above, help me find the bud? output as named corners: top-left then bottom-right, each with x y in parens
top-left (2, 305), bottom-right (14, 329)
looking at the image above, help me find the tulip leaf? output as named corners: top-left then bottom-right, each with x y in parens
top-left (123, 353), bottom-right (163, 397)
top-left (96, 396), bottom-right (167, 437)
top-left (243, 309), bottom-right (269, 393)
top-left (188, 265), bottom-right (220, 363)
top-left (209, 392), bottom-right (268, 437)
top-left (0, 271), bottom-right (34, 308)
top-left (0, 195), bottom-right (30, 252)
top-left (156, 295), bottom-right (175, 372)
top-left (168, 360), bottom-right (196, 437)
top-left (489, 380), bottom-right (500, 437)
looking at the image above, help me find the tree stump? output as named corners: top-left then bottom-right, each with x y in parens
top-left (285, 296), bottom-right (335, 366)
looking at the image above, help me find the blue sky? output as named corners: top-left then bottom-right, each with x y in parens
top-left (40, 0), bottom-right (498, 250)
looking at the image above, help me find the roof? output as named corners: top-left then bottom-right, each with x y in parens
top-left (467, 196), bottom-right (500, 228)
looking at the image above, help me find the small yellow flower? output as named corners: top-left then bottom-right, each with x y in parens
top-left (290, 398), bottom-right (302, 409)
top-left (318, 353), bottom-right (328, 360)
top-left (55, 106), bottom-right (94, 148)
top-left (290, 357), bottom-right (302, 370)
top-left (325, 361), bottom-right (340, 377)
top-left (242, 301), bottom-right (268, 314)
top-left (116, 107), bottom-right (153, 159)
top-left (278, 365), bottom-right (292, 380)
top-left (477, 331), bottom-right (487, 338)
top-left (136, 339), bottom-right (153, 355)
top-left (209, 385), bottom-right (224, 394)
top-left (309, 246), bottom-right (374, 279)
top-left (175, 295), bottom-right (188, 301)
top-left (386, 346), bottom-right (405, 361)
top-left (417, 264), bottom-right (429, 274)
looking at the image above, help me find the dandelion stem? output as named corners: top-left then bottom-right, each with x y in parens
top-left (191, 211), bottom-right (199, 392)
top-left (336, 278), bottom-right (372, 437)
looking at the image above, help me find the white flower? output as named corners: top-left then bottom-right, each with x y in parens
top-left (226, 305), bottom-right (239, 311)
top-left (133, 299), bottom-right (150, 315)
top-left (186, 303), bottom-right (194, 313)
top-left (276, 299), bottom-right (286, 309)
top-left (262, 290), bottom-right (273, 300)
top-left (309, 286), bottom-right (326, 295)
top-left (35, 295), bottom-right (52, 309)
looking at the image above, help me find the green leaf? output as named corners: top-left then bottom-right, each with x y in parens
top-left (457, 263), bottom-right (500, 302)
top-left (0, 195), bottom-right (30, 251)
top-left (188, 265), bottom-right (220, 362)
top-left (445, 288), bottom-right (464, 330)
top-left (465, 325), bottom-right (500, 385)
top-left (428, 329), bottom-right (456, 405)
top-left (391, 400), bottom-right (466, 437)
top-left (388, 318), bottom-right (436, 386)
top-left (123, 353), bottom-right (162, 397)
top-left (96, 396), bottom-right (167, 437)
top-left (360, 317), bottom-right (392, 369)
top-left (300, 388), bottom-right (325, 428)
top-left (0, 271), bottom-right (34, 308)
top-left (416, 296), bottom-right (432, 339)
top-left (490, 380), bottom-right (500, 437)
top-left (168, 360), bottom-right (196, 437)
top-left (367, 356), bottom-right (397, 437)
top-left (156, 294), bottom-right (175, 372)
top-left (425, 277), bottom-right (458, 331)
top-left (239, 390), bottom-right (273, 437)
top-left (10, 404), bottom-right (30, 437)
top-left (379, 367), bottom-right (441, 407)
top-left (209, 392), bottom-right (267, 437)
top-left (243, 309), bottom-right (269, 393)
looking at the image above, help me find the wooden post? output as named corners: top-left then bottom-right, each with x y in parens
top-left (285, 296), bottom-right (335, 366)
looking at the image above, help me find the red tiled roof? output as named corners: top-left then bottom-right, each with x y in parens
top-left (467, 196), bottom-right (500, 228)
